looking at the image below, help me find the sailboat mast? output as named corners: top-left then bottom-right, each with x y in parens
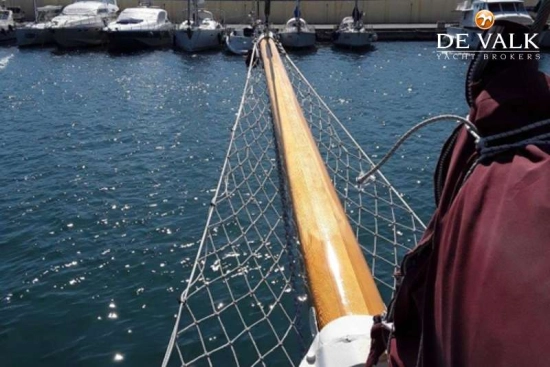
top-left (352, 0), bottom-right (361, 24)
top-left (33, 0), bottom-right (38, 21)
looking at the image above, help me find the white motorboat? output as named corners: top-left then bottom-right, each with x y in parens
top-left (7, 6), bottom-right (25, 23)
top-left (174, 0), bottom-right (224, 52)
top-left (105, 5), bottom-right (173, 51)
top-left (332, 0), bottom-right (377, 49)
top-left (50, 0), bottom-right (119, 48)
top-left (225, 23), bottom-right (256, 55)
top-left (0, 5), bottom-right (15, 44)
top-left (16, 5), bottom-right (63, 47)
top-left (225, 10), bottom-right (263, 56)
top-left (446, 0), bottom-right (533, 48)
top-left (278, 1), bottom-right (315, 50)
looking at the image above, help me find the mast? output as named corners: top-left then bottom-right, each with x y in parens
top-left (294, 0), bottom-right (300, 20)
top-left (33, 0), bottom-right (38, 22)
top-left (187, 0), bottom-right (190, 25)
top-left (352, 0), bottom-right (362, 24)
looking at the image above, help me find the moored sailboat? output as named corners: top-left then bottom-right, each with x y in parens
top-left (174, 0), bottom-right (224, 52)
top-left (278, 0), bottom-right (316, 49)
top-left (332, 0), bottom-right (377, 49)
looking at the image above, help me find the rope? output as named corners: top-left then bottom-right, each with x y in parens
top-left (477, 118), bottom-right (550, 160)
top-left (356, 115), bottom-right (479, 185)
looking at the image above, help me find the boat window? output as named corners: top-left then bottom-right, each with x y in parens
top-left (501, 3), bottom-right (516, 12)
top-left (0, 11), bottom-right (9, 20)
top-left (157, 12), bottom-right (166, 22)
top-left (488, 3), bottom-right (501, 12)
top-left (515, 2), bottom-right (526, 12)
top-left (36, 11), bottom-right (47, 22)
top-left (243, 27), bottom-right (254, 37)
top-left (64, 4), bottom-right (101, 15)
top-left (118, 10), bottom-right (158, 23)
top-left (98, 8), bottom-right (108, 14)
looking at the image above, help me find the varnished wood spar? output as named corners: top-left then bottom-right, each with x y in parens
top-left (259, 38), bottom-right (385, 329)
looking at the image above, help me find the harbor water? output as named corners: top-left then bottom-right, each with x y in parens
top-left (1, 44), bottom-right (548, 366)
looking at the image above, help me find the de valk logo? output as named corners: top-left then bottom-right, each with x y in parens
top-left (437, 10), bottom-right (540, 60)
top-left (475, 10), bottom-right (495, 30)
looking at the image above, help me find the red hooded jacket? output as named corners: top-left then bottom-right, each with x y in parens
top-left (387, 61), bottom-right (550, 366)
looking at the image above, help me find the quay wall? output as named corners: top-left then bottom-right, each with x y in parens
top-left (9, 0), bottom-right (543, 24)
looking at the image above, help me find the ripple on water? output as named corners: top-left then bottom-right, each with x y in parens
top-left (1, 45), bottom-right (548, 367)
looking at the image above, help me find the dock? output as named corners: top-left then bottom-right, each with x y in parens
top-left (228, 23), bottom-right (447, 42)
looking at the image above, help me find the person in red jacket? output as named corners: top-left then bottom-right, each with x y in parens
top-left (368, 21), bottom-right (550, 366)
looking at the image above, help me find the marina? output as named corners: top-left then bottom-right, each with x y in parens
top-left (0, 40), bottom-right (468, 366)
top-left (2, 0), bottom-right (550, 366)
top-left (0, 0), bottom-right (546, 49)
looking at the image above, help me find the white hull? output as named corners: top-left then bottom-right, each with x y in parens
top-left (225, 34), bottom-right (252, 55)
top-left (16, 28), bottom-right (54, 47)
top-left (279, 30), bottom-right (315, 49)
top-left (52, 27), bottom-right (107, 48)
top-left (174, 28), bottom-right (222, 52)
top-left (333, 30), bottom-right (375, 48)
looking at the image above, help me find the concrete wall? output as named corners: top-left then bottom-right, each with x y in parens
top-left (7, 0), bottom-right (543, 24)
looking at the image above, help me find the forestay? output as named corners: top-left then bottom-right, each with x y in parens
top-left (162, 41), bottom-right (425, 367)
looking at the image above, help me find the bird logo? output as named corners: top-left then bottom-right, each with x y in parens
top-left (475, 10), bottom-right (495, 30)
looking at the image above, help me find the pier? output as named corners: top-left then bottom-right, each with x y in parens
top-left (263, 23), bottom-right (446, 41)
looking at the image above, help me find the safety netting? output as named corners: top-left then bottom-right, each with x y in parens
top-left (162, 40), bottom-right (426, 367)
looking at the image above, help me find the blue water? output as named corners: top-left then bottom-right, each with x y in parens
top-left (0, 44), bottom-right (548, 366)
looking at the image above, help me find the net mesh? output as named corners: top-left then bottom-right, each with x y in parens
top-left (162, 42), bottom-right (426, 367)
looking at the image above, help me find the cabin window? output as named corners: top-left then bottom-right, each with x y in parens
top-left (516, 3), bottom-right (526, 11)
top-left (157, 12), bottom-right (166, 22)
top-left (501, 3), bottom-right (516, 12)
top-left (98, 8), bottom-right (108, 14)
top-left (0, 11), bottom-right (9, 20)
top-left (488, 3), bottom-right (501, 12)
